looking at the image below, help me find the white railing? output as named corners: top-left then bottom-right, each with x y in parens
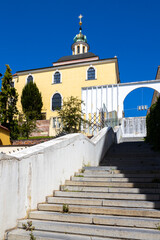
top-left (122, 117), bottom-right (146, 138)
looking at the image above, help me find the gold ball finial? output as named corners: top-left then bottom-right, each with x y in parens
top-left (79, 14), bottom-right (83, 26)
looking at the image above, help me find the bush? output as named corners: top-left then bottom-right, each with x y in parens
top-left (146, 96), bottom-right (160, 150)
top-left (57, 96), bottom-right (88, 134)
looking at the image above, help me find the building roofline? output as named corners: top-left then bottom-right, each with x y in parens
top-left (14, 57), bottom-right (118, 76)
top-left (0, 125), bottom-right (10, 132)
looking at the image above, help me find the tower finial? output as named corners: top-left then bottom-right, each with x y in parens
top-left (78, 14), bottom-right (83, 29)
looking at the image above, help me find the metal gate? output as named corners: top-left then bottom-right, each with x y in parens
top-left (122, 117), bottom-right (146, 138)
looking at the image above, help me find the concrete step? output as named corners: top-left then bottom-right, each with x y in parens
top-left (65, 180), bottom-right (160, 188)
top-left (84, 166), bottom-right (160, 171)
top-left (75, 172), bottom-right (160, 178)
top-left (84, 169), bottom-right (160, 174)
top-left (47, 197), bottom-right (103, 206)
top-left (8, 229), bottom-right (117, 240)
top-left (29, 211), bottom-right (160, 229)
top-left (54, 190), bottom-right (160, 200)
top-left (102, 160), bottom-right (160, 165)
top-left (71, 176), bottom-right (160, 183)
top-left (68, 205), bottom-right (160, 218)
top-left (17, 219), bottom-right (160, 240)
top-left (45, 197), bottom-right (160, 209)
top-left (61, 185), bottom-right (160, 194)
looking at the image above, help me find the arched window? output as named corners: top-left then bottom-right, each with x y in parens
top-left (27, 75), bottom-right (33, 84)
top-left (87, 67), bottom-right (95, 80)
top-left (54, 71), bottom-right (61, 84)
top-left (83, 46), bottom-right (85, 53)
top-left (52, 93), bottom-right (62, 111)
top-left (77, 46), bottom-right (80, 54)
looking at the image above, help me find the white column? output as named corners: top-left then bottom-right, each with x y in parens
top-left (80, 44), bottom-right (83, 54)
top-left (117, 84), bottom-right (119, 118)
top-left (75, 46), bottom-right (77, 55)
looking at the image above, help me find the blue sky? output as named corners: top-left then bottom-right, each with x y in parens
top-left (0, 0), bottom-right (160, 117)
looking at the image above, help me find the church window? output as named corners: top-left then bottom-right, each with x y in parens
top-left (27, 75), bottom-right (33, 84)
top-left (77, 46), bottom-right (80, 54)
top-left (54, 71), bottom-right (61, 84)
top-left (87, 67), bottom-right (95, 80)
top-left (52, 93), bottom-right (62, 111)
top-left (10, 81), bottom-right (14, 87)
top-left (83, 46), bottom-right (85, 53)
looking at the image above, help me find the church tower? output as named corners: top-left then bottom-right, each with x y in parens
top-left (71, 15), bottom-right (90, 55)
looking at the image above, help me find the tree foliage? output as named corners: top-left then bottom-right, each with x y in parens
top-left (57, 96), bottom-right (88, 133)
top-left (146, 96), bottom-right (160, 150)
top-left (21, 82), bottom-right (43, 120)
top-left (19, 113), bottom-right (36, 139)
top-left (0, 65), bottom-right (19, 139)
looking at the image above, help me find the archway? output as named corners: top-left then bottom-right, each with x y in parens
top-left (123, 87), bottom-right (155, 117)
top-left (122, 87), bottom-right (160, 137)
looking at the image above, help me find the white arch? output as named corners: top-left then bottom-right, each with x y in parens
top-left (118, 80), bottom-right (160, 118)
top-left (82, 79), bottom-right (160, 120)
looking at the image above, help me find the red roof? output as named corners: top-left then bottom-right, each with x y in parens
top-left (0, 125), bottom-right (10, 132)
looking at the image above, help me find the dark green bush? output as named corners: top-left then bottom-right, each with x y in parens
top-left (146, 96), bottom-right (160, 150)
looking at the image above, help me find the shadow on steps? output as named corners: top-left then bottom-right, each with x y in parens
top-left (100, 140), bottom-right (160, 210)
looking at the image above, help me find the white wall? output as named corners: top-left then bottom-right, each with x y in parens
top-left (0, 127), bottom-right (115, 240)
top-left (82, 79), bottom-right (160, 119)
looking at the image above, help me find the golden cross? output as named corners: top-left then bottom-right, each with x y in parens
top-left (79, 14), bottom-right (83, 23)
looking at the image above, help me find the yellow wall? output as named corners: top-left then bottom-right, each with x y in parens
top-left (0, 128), bottom-right (11, 145)
top-left (14, 60), bottom-right (118, 120)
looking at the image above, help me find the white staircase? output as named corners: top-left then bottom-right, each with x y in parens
top-left (7, 141), bottom-right (160, 240)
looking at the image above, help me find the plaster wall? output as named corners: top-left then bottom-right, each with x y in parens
top-left (0, 128), bottom-right (11, 145)
top-left (14, 61), bottom-right (118, 119)
top-left (0, 127), bottom-right (115, 240)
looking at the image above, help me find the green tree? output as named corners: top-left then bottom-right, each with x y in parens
top-left (19, 113), bottom-right (36, 139)
top-left (146, 96), bottom-right (160, 149)
top-left (57, 96), bottom-right (88, 133)
top-left (0, 65), bottom-right (19, 139)
top-left (21, 81), bottom-right (43, 120)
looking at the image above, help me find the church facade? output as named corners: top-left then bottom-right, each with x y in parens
top-left (13, 16), bottom-right (120, 135)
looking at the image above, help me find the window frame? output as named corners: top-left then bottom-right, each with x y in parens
top-left (26, 74), bottom-right (34, 84)
top-left (86, 65), bottom-right (97, 80)
top-left (51, 92), bottom-right (62, 112)
top-left (52, 70), bottom-right (62, 84)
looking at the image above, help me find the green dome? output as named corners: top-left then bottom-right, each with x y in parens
top-left (73, 30), bottom-right (87, 43)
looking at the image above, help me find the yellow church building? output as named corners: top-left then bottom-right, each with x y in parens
top-left (13, 16), bottom-right (120, 136)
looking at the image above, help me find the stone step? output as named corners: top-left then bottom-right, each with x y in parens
top-left (29, 211), bottom-right (160, 229)
top-left (54, 190), bottom-right (160, 200)
top-left (65, 180), bottom-right (160, 188)
top-left (61, 185), bottom-right (160, 194)
top-left (8, 229), bottom-right (117, 240)
top-left (69, 205), bottom-right (160, 218)
top-left (38, 201), bottom-right (160, 218)
top-left (71, 176), bottom-right (160, 183)
top-left (84, 166), bottom-right (160, 171)
top-left (84, 169), bottom-right (160, 174)
top-left (17, 219), bottom-right (160, 240)
top-left (47, 197), bottom-right (103, 206)
top-left (75, 172), bottom-right (160, 178)
top-left (46, 197), bottom-right (160, 209)
top-left (102, 160), bottom-right (160, 165)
